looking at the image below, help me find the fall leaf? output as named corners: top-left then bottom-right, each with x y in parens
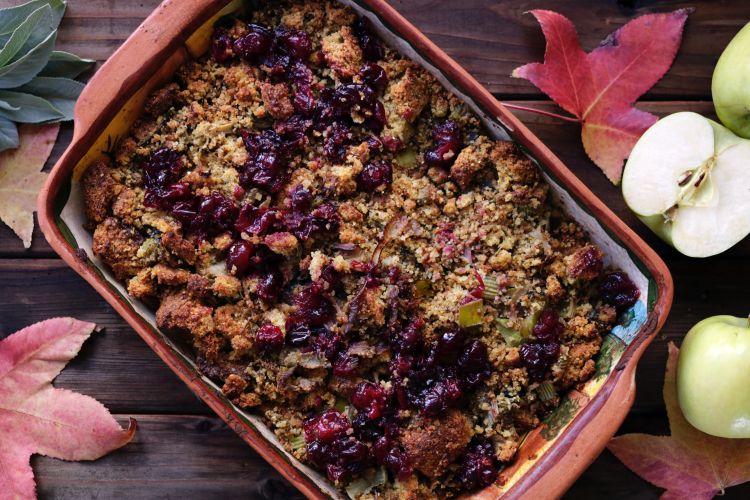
top-left (511, 9), bottom-right (689, 184)
top-left (0, 123), bottom-right (58, 248)
top-left (0, 318), bottom-right (136, 499)
top-left (608, 343), bottom-right (750, 499)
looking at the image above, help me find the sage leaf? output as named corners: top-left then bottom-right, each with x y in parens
top-left (0, 100), bottom-right (20, 112)
top-left (10, 2), bottom-right (59, 66)
top-left (17, 76), bottom-right (83, 120)
top-left (39, 50), bottom-right (94, 78)
top-left (0, 116), bottom-right (18, 152)
top-left (0, 5), bottom-right (51, 67)
top-left (0, 29), bottom-right (55, 89)
top-left (0, 90), bottom-right (62, 123)
top-left (0, 0), bottom-right (65, 36)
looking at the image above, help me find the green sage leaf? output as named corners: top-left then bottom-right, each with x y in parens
top-left (16, 76), bottom-right (83, 120)
top-left (0, 115), bottom-right (19, 152)
top-left (0, 99), bottom-right (20, 112)
top-left (0, 89), bottom-right (62, 123)
top-left (39, 50), bottom-right (94, 78)
top-left (0, 28), bottom-right (56, 89)
top-left (0, 5), bottom-right (51, 67)
top-left (0, 0), bottom-right (65, 36)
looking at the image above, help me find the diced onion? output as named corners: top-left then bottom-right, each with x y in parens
top-left (459, 299), bottom-right (484, 328)
top-left (537, 382), bottom-right (556, 403)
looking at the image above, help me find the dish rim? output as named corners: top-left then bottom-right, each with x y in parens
top-left (37, 0), bottom-right (674, 498)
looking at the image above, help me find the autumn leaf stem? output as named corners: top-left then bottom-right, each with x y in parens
top-left (500, 102), bottom-right (580, 123)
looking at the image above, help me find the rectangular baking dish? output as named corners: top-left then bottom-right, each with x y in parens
top-left (37, 1), bottom-right (674, 498)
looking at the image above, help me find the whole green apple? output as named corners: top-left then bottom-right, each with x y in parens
top-left (677, 315), bottom-right (750, 438)
top-left (712, 21), bottom-right (750, 139)
top-left (622, 112), bottom-right (750, 257)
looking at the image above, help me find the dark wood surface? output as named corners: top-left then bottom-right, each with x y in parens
top-left (1, 0), bottom-right (748, 498)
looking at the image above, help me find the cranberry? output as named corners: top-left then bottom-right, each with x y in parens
top-left (211, 28), bottom-right (234, 62)
top-left (353, 17), bottom-right (385, 61)
top-left (276, 27), bottom-right (313, 60)
top-left (311, 328), bottom-right (344, 361)
top-left (432, 327), bottom-right (466, 363)
top-left (367, 100), bottom-right (387, 132)
top-left (288, 186), bottom-right (312, 211)
top-left (226, 240), bottom-right (255, 277)
top-left (357, 62), bottom-right (388, 93)
top-left (351, 381), bottom-right (387, 420)
top-left (419, 377), bottom-right (463, 416)
top-left (332, 353), bottom-right (360, 378)
top-left (358, 160), bottom-right (393, 191)
top-left (390, 353), bottom-right (414, 376)
top-left (323, 122), bottom-right (353, 161)
top-left (235, 204), bottom-right (279, 236)
top-left (458, 438), bottom-right (499, 492)
top-left (293, 284), bottom-right (335, 327)
top-left (303, 410), bottom-right (350, 443)
top-left (233, 24), bottom-right (273, 60)
top-left (239, 129), bottom-right (293, 193)
top-left (384, 447), bottom-right (412, 480)
top-left (253, 267), bottom-right (284, 302)
top-left (457, 340), bottom-right (492, 388)
top-left (287, 62), bottom-right (316, 115)
top-left (255, 323), bottom-right (284, 352)
top-left (533, 309), bottom-right (565, 342)
top-left (389, 318), bottom-right (424, 354)
top-left (519, 341), bottom-right (560, 382)
top-left (285, 320), bottom-right (313, 347)
top-left (425, 121), bottom-right (462, 169)
top-left (599, 272), bottom-right (641, 312)
top-left (283, 202), bottom-right (340, 241)
top-left (142, 148), bottom-right (188, 209)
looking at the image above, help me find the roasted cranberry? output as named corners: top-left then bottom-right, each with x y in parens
top-left (255, 323), bottom-right (284, 352)
top-left (357, 62), bottom-right (388, 93)
top-left (226, 240), bottom-right (254, 277)
top-left (519, 341), bottom-right (560, 382)
top-left (287, 62), bottom-right (316, 115)
top-left (304, 410), bottom-right (350, 443)
top-left (211, 28), bottom-right (234, 62)
top-left (235, 204), bottom-right (279, 236)
top-left (367, 100), bottom-right (387, 132)
top-left (253, 268), bottom-right (284, 302)
top-left (458, 340), bottom-right (492, 388)
top-left (323, 122), bottom-right (353, 160)
top-left (432, 327), bottom-right (466, 363)
top-left (533, 309), bottom-right (565, 342)
top-left (353, 17), bottom-right (385, 61)
top-left (289, 186), bottom-right (312, 211)
top-left (384, 447), bottom-right (412, 480)
top-left (239, 129), bottom-right (291, 193)
top-left (311, 328), bottom-right (344, 361)
top-left (293, 284), bottom-right (335, 327)
top-left (425, 121), bottom-right (462, 169)
top-left (358, 160), bottom-right (393, 191)
top-left (283, 202), bottom-right (340, 241)
top-left (419, 377), bottom-right (463, 416)
top-left (390, 353), bottom-right (414, 376)
top-left (390, 318), bottom-right (424, 354)
top-left (458, 438), bottom-right (499, 492)
top-left (276, 27), bottom-right (313, 60)
top-left (233, 24), bottom-right (273, 60)
top-left (599, 271), bottom-right (640, 312)
top-left (142, 148), bottom-right (188, 209)
top-left (332, 353), bottom-right (359, 377)
top-left (351, 381), bottom-right (387, 420)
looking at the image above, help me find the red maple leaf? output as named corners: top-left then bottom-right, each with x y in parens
top-left (511, 9), bottom-right (689, 184)
top-left (0, 318), bottom-right (136, 499)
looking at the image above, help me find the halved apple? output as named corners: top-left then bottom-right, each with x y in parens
top-left (622, 112), bottom-right (750, 257)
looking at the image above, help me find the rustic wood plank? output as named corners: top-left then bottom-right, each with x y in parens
top-left (0, 0), bottom-right (742, 97)
top-left (34, 414), bottom-right (304, 500)
top-left (0, 259), bottom-right (207, 415)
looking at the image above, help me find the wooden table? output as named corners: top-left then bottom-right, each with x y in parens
top-left (1, 0), bottom-right (749, 498)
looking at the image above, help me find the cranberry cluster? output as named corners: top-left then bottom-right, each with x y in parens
top-left (389, 322), bottom-right (493, 416)
top-left (425, 120), bottom-right (463, 169)
top-left (599, 271), bottom-right (640, 313)
top-left (519, 308), bottom-right (563, 382)
top-left (458, 437), bottom-right (500, 491)
top-left (352, 18), bottom-right (385, 62)
top-left (304, 410), bottom-right (370, 483)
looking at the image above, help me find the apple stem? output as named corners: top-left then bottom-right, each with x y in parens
top-left (500, 103), bottom-right (580, 123)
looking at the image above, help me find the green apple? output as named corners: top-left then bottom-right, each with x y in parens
top-left (712, 21), bottom-right (750, 139)
top-left (622, 112), bottom-right (750, 257)
top-left (677, 315), bottom-right (750, 438)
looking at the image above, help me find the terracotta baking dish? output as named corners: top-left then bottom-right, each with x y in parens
top-left (37, 0), bottom-right (673, 498)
